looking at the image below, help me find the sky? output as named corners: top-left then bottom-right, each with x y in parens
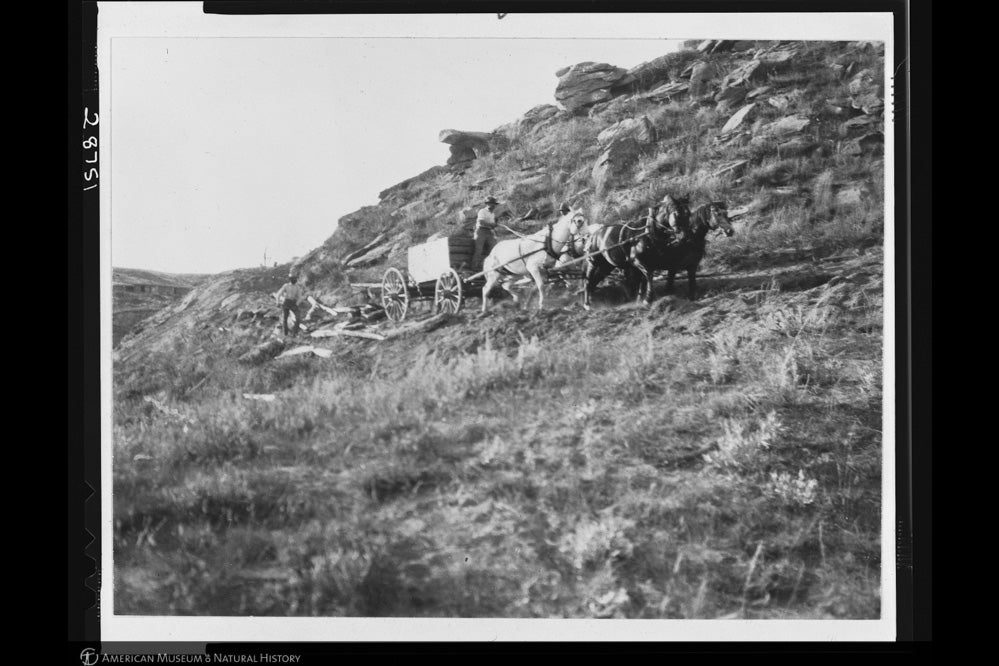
top-left (106, 10), bottom-right (688, 274)
top-left (100, 6), bottom-right (891, 275)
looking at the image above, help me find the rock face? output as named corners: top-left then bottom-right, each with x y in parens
top-left (378, 165), bottom-right (447, 201)
top-left (592, 137), bottom-right (642, 195)
top-left (642, 81), bottom-right (689, 103)
top-left (720, 103), bottom-right (756, 135)
top-left (776, 138), bottom-right (819, 158)
top-left (688, 61), bottom-right (717, 99)
top-left (495, 104), bottom-right (561, 140)
top-left (842, 132), bottom-right (884, 156)
top-left (439, 129), bottom-right (494, 166)
top-left (714, 85), bottom-right (748, 114)
top-left (555, 62), bottom-right (634, 113)
top-left (597, 116), bottom-right (657, 147)
top-left (754, 114), bottom-right (811, 142)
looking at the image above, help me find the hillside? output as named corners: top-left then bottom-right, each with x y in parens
top-left (113, 40), bottom-right (886, 619)
top-left (113, 268), bottom-right (213, 347)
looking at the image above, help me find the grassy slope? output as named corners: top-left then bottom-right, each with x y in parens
top-left (113, 40), bottom-right (885, 618)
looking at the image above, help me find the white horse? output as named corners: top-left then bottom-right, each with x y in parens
top-left (480, 211), bottom-right (586, 313)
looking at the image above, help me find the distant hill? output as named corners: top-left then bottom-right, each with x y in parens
top-left (113, 267), bottom-right (212, 289)
top-left (112, 267), bottom-right (214, 347)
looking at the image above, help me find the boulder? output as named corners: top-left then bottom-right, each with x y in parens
top-left (848, 68), bottom-right (879, 96)
top-left (841, 115), bottom-right (880, 134)
top-left (755, 114), bottom-right (811, 141)
top-left (597, 116), bottom-right (657, 146)
top-left (835, 184), bottom-right (866, 207)
top-left (642, 80), bottom-right (689, 103)
top-left (495, 104), bottom-right (561, 139)
top-left (719, 103), bottom-right (756, 134)
top-left (626, 53), bottom-right (681, 91)
top-left (842, 132), bottom-right (884, 156)
top-left (555, 62), bottom-right (633, 113)
top-left (851, 93), bottom-right (884, 115)
top-left (776, 138), bottom-right (819, 158)
top-left (758, 46), bottom-right (798, 68)
top-left (587, 94), bottom-right (636, 119)
top-left (238, 339), bottom-right (285, 365)
top-left (688, 61), bottom-right (717, 99)
top-left (345, 243), bottom-right (392, 268)
top-left (439, 129), bottom-right (494, 166)
top-left (715, 85), bottom-right (748, 114)
top-left (719, 60), bottom-right (762, 90)
top-left (592, 137), bottom-right (642, 194)
top-left (746, 85), bottom-right (772, 99)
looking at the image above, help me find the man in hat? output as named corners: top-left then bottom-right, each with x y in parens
top-left (472, 195), bottom-right (501, 269)
top-left (648, 193), bottom-right (691, 245)
top-left (275, 272), bottom-right (304, 336)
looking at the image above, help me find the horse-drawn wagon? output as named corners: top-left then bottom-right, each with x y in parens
top-left (347, 199), bottom-right (732, 319)
top-left (349, 213), bottom-right (590, 321)
top-left (370, 233), bottom-right (486, 321)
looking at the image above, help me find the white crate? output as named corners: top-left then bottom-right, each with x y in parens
top-left (407, 238), bottom-right (453, 284)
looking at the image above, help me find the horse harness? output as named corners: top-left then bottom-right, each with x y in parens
top-left (543, 221), bottom-right (562, 260)
top-left (494, 221), bottom-right (566, 277)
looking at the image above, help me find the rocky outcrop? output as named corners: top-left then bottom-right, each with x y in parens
top-left (714, 85), bottom-right (748, 114)
top-left (753, 114), bottom-right (812, 142)
top-left (688, 61), bottom-right (717, 99)
top-left (554, 62), bottom-right (634, 114)
top-left (642, 81), bottom-right (689, 103)
top-left (378, 165), bottom-right (447, 201)
top-left (495, 104), bottom-right (561, 140)
top-left (597, 116), bottom-right (657, 147)
top-left (842, 132), bottom-right (883, 156)
top-left (713, 45), bottom-right (800, 113)
top-left (776, 137), bottom-right (820, 158)
top-left (592, 137), bottom-right (642, 195)
top-left (439, 129), bottom-right (495, 167)
top-left (719, 103), bottom-right (756, 135)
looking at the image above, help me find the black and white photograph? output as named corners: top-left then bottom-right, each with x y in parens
top-left (99, 5), bottom-right (896, 641)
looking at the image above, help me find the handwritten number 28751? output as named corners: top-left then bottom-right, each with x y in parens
top-left (83, 107), bottom-right (99, 191)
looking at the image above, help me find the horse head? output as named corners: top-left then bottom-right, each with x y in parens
top-left (705, 201), bottom-right (734, 237)
top-left (654, 194), bottom-right (692, 236)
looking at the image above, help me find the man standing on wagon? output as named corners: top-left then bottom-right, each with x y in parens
top-left (472, 195), bottom-right (501, 269)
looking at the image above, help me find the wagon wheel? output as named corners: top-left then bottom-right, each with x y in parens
top-left (381, 267), bottom-right (409, 321)
top-left (434, 268), bottom-right (463, 315)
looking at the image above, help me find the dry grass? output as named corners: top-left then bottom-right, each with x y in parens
top-left (113, 40), bottom-right (885, 619)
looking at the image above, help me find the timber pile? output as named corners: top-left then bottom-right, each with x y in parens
top-left (445, 233), bottom-right (476, 270)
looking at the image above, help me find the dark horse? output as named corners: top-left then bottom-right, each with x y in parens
top-left (582, 198), bottom-right (734, 309)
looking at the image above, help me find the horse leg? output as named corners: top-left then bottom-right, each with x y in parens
top-left (583, 261), bottom-right (612, 311)
top-left (632, 261), bottom-right (654, 305)
top-left (664, 270), bottom-right (676, 295)
top-left (687, 267), bottom-right (697, 301)
top-left (481, 272), bottom-right (498, 313)
top-left (500, 280), bottom-right (520, 308)
top-left (528, 265), bottom-right (547, 310)
top-left (624, 267), bottom-right (644, 301)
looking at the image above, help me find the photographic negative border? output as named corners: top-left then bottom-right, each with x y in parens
top-left (69, 0), bottom-right (928, 650)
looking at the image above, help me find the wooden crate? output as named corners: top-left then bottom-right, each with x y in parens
top-left (407, 233), bottom-right (475, 283)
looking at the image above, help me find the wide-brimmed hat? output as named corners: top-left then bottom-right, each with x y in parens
top-left (484, 196), bottom-right (500, 205)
